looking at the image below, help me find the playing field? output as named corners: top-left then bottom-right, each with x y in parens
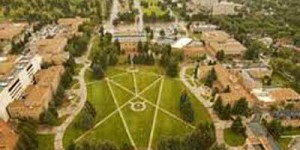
top-left (63, 65), bottom-right (211, 149)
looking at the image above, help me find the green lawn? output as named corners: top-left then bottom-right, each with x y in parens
top-left (37, 134), bottom-right (54, 150)
top-left (223, 128), bottom-right (246, 146)
top-left (278, 138), bottom-right (292, 150)
top-left (142, 0), bottom-right (167, 17)
top-left (159, 78), bottom-right (211, 125)
top-left (122, 98), bottom-right (155, 147)
top-left (282, 127), bottom-right (300, 136)
top-left (63, 66), bottom-right (211, 149)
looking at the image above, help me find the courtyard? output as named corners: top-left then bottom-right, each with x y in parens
top-left (63, 65), bottom-right (211, 149)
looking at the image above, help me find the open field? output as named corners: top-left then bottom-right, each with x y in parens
top-left (63, 65), bottom-right (211, 149)
top-left (37, 134), bottom-right (54, 150)
top-left (141, 0), bottom-right (167, 17)
top-left (223, 128), bottom-right (246, 146)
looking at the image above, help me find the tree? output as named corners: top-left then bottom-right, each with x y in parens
top-left (210, 143), bottom-right (227, 150)
top-left (205, 68), bottom-right (217, 87)
top-left (215, 50), bottom-right (225, 61)
top-left (159, 29), bottom-right (166, 37)
top-left (179, 91), bottom-right (195, 123)
top-left (266, 120), bottom-right (282, 140)
top-left (138, 40), bottom-right (143, 53)
top-left (39, 109), bottom-right (58, 125)
top-left (220, 104), bottom-right (232, 120)
top-left (15, 119), bottom-right (38, 150)
top-left (114, 39), bottom-right (121, 54)
top-left (120, 143), bottom-right (134, 150)
top-left (182, 123), bottom-right (216, 150)
top-left (158, 137), bottom-right (182, 150)
top-left (293, 32), bottom-right (300, 47)
top-left (231, 116), bottom-right (245, 134)
top-left (213, 97), bottom-right (223, 113)
top-left (232, 98), bottom-right (249, 116)
top-left (166, 60), bottom-right (178, 77)
top-left (92, 64), bottom-right (105, 79)
top-left (97, 141), bottom-right (118, 150)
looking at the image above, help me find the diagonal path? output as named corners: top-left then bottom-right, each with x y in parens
top-left (147, 78), bottom-right (164, 150)
top-left (75, 95), bottom-right (137, 142)
top-left (132, 72), bottom-right (138, 94)
top-left (110, 77), bottom-right (195, 129)
top-left (106, 78), bottom-right (137, 149)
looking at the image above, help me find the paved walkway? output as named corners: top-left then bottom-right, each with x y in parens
top-left (53, 34), bottom-right (95, 150)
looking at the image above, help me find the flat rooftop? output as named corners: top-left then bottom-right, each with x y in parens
top-left (34, 37), bottom-right (68, 54)
top-left (0, 22), bottom-right (29, 41)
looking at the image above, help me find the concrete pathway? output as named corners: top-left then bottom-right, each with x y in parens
top-left (53, 34), bottom-right (96, 150)
top-left (147, 78), bottom-right (164, 150)
top-left (107, 79), bottom-right (137, 149)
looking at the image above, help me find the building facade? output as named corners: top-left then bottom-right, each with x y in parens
top-left (0, 55), bottom-right (42, 121)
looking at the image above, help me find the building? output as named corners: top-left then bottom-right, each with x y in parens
top-left (35, 65), bottom-right (65, 92)
top-left (0, 120), bottom-right (19, 150)
top-left (182, 42), bottom-right (207, 58)
top-left (0, 22), bottom-right (32, 54)
top-left (7, 85), bottom-right (53, 120)
top-left (189, 22), bottom-right (218, 33)
top-left (7, 66), bottom-right (65, 120)
top-left (212, 1), bottom-right (242, 15)
top-left (32, 37), bottom-right (69, 65)
top-left (202, 30), bottom-right (247, 58)
top-left (0, 55), bottom-right (42, 121)
top-left (112, 34), bottom-right (147, 54)
top-left (198, 64), bottom-right (255, 105)
top-left (252, 88), bottom-right (300, 107)
top-left (57, 17), bottom-right (88, 37)
top-left (172, 38), bottom-right (193, 49)
top-left (193, 0), bottom-right (218, 10)
top-left (236, 67), bottom-right (273, 91)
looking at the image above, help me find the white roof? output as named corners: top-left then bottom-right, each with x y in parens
top-left (171, 38), bottom-right (192, 49)
top-left (252, 88), bottom-right (275, 103)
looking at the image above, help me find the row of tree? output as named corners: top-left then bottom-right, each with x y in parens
top-left (1, 0), bottom-right (109, 23)
top-left (179, 91), bottom-right (195, 123)
top-left (157, 123), bottom-right (222, 150)
top-left (77, 101), bottom-right (97, 130)
top-left (213, 98), bottom-right (250, 120)
top-left (68, 141), bottom-right (134, 150)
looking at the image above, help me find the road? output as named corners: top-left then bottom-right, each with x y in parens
top-left (107, 0), bottom-right (120, 33)
top-left (133, 0), bottom-right (144, 33)
top-left (53, 35), bottom-right (95, 150)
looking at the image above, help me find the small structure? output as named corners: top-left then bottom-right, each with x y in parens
top-left (171, 38), bottom-right (192, 49)
top-left (0, 120), bottom-right (19, 150)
